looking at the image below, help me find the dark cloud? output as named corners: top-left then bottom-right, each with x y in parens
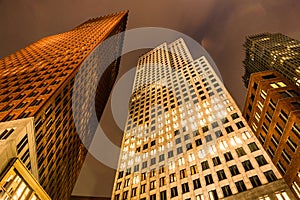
top-left (1, 0), bottom-right (300, 197)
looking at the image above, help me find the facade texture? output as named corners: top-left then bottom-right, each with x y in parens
top-left (112, 39), bottom-right (295, 200)
top-left (242, 33), bottom-right (300, 88)
top-left (0, 158), bottom-right (51, 200)
top-left (243, 70), bottom-right (300, 198)
top-left (0, 11), bottom-right (128, 199)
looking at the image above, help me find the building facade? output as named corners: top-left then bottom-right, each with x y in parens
top-left (0, 118), bottom-right (38, 180)
top-left (243, 70), bottom-right (300, 198)
top-left (0, 158), bottom-right (51, 200)
top-left (242, 33), bottom-right (300, 88)
top-left (0, 11), bottom-right (128, 199)
top-left (112, 39), bottom-right (295, 200)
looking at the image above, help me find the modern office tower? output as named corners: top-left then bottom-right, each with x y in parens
top-left (0, 11), bottom-right (128, 199)
top-left (243, 70), bottom-right (300, 198)
top-left (0, 158), bottom-right (51, 200)
top-left (112, 38), bottom-right (295, 200)
top-left (242, 33), bottom-right (300, 88)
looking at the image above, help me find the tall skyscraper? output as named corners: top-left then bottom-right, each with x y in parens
top-left (0, 11), bottom-right (128, 199)
top-left (112, 39), bottom-right (295, 200)
top-left (243, 70), bottom-right (300, 198)
top-left (242, 33), bottom-right (300, 88)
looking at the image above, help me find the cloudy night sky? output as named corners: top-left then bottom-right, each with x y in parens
top-left (1, 0), bottom-right (300, 198)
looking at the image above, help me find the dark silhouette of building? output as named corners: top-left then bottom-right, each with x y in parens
top-left (0, 11), bottom-right (128, 199)
top-left (242, 33), bottom-right (300, 88)
top-left (243, 70), bottom-right (300, 198)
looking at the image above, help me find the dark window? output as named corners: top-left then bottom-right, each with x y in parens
top-left (231, 113), bottom-right (239, 120)
top-left (170, 187), bottom-right (178, 198)
top-left (225, 126), bottom-right (234, 133)
top-left (195, 139), bottom-right (202, 146)
top-left (177, 147), bottom-right (183, 154)
top-left (202, 126), bottom-right (209, 133)
top-left (212, 156), bottom-right (221, 166)
top-left (242, 160), bottom-right (254, 171)
top-left (236, 121), bottom-right (245, 129)
top-left (255, 155), bottom-right (268, 166)
top-left (215, 130), bottom-right (223, 138)
top-left (205, 174), bottom-right (214, 185)
top-left (150, 194), bottom-right (156, 200)
top-left (264, 170), bottom-right (277, 183)
top-left (248, 142), bottom-right (259, 152)
top-left (249, 175), bottom-right (262, 188)
top-left (235, 147), bottom-right (246, 157)
top-left (159, 154), bottom-right (165, 162)
top-left (235, 180), bottom-right (247, 192)
top-left (201, 161), bottom-right (210, 170)
top-left (168, 151), bottom-right (174, 158)
top-left (180, 169), bottom-right (187, 179)
top-left (229, 165), bottom-right (240, 176)
top-left (224, 152), bottom-right (233, 161)
top-left (217, 170), bottom-right (227, 181)
top-left (193, 178), bottom-right (201, 189)
top-left (181, 182), bottom-right (190, 194)
top-left (205, 134), bottom-right (213, 142)
top-left (186, 143), bottom-right (192, 150)
top-left (221, 185), bottom-right (232, 197)
top-left (159, 190), bottom-right (167, 200)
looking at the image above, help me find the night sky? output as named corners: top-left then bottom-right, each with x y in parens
top-left (1, 0), bottom-right (300, 197)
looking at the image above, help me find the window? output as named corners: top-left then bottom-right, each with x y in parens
top-left (177, 147), bottom-right (183, 154)
top-left (201, 161), bottom-right (210, 171)
top-left (231, 113), bottom-right (239, 120)
top-left (235, 147), bottom-right (246, 157)
top-left (225, 126), bottom-right (234, 133)
top-left (215, 130), bottom-right (223, 138)
top-left (205, 134), bottom-right (213, 142)
top-left (205, 174), bottom-right (214, 185)
top-left (160, 191), bottom-right (167, 200)
top-left (168, 151), bottom-right (174, 158)
top-left (169, 173), bottom-right (176, 183)
top-left (236, 121), bottom-right (245, 129)
top-left (264, 170), bottom-right (277, 183)
top-left (150, 180), bottom-right (156, 190)
top-left (186, 143), bottom-right (192, 150)
top-left (229, 165), bottom-right (240, 176)
top-left (217, 170), bottom-right (227, 181)
top-left (282, 149), bottom-right (291, 164)
top-left (150, 194), bottom-right (156, 200)
top-left (235, 180), bottom-right (247, 192)
top-left (275, 191), bottom-right (291, 200)
top-left (248, 142), bottom-right (259, 152)
top-left (171, 187), bottom-right (178, 198)
top-left (249, 175), bottom-right (262, 188)
top-left (140, 184), bottom-right (146, 193)
top-left (242, 160), bottom-right (254, 171)
top-left (212, 156), bottom-right (221, 166)
top-left (255, 155), bottom-right (268, 166)
top-left (222, 185), bottom-right (232, 197)
top-left (193, 178), bottom-right (201, 189)
top-left (287, 137), bottom-right (297, 152)
top-left (122, 191), bottom-right (128, 199)
top-left (190, 165), bottom-right (198, 175)
top-left (224, 152), bottom-right (233, 162)
top-left (182, 182), bottom-right (190, 194)
top-left (159, 177), bottom-right (166, 186)
top-left (159, 154), bottom-right (165, 162)
top-left (195, 139), bottom-right (202, 146)
top-left (180, 169), bottom-right (187, 179)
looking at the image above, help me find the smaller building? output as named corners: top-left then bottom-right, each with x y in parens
top-left (0, 117), bottom-right (39, 180)
top-left (243, 70), bottom-right (300, 198)
top-left (0, 158), bottom-right (51, 200)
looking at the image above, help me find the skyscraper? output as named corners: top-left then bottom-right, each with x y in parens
top-left (112, 39), bottom-right (295, 199)
top-left (242, 33), bottom-right (300, 88)
top-left (0, 11), bottom-right (128, 199)
top-left (243, 70), bottom-right (300, 198)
